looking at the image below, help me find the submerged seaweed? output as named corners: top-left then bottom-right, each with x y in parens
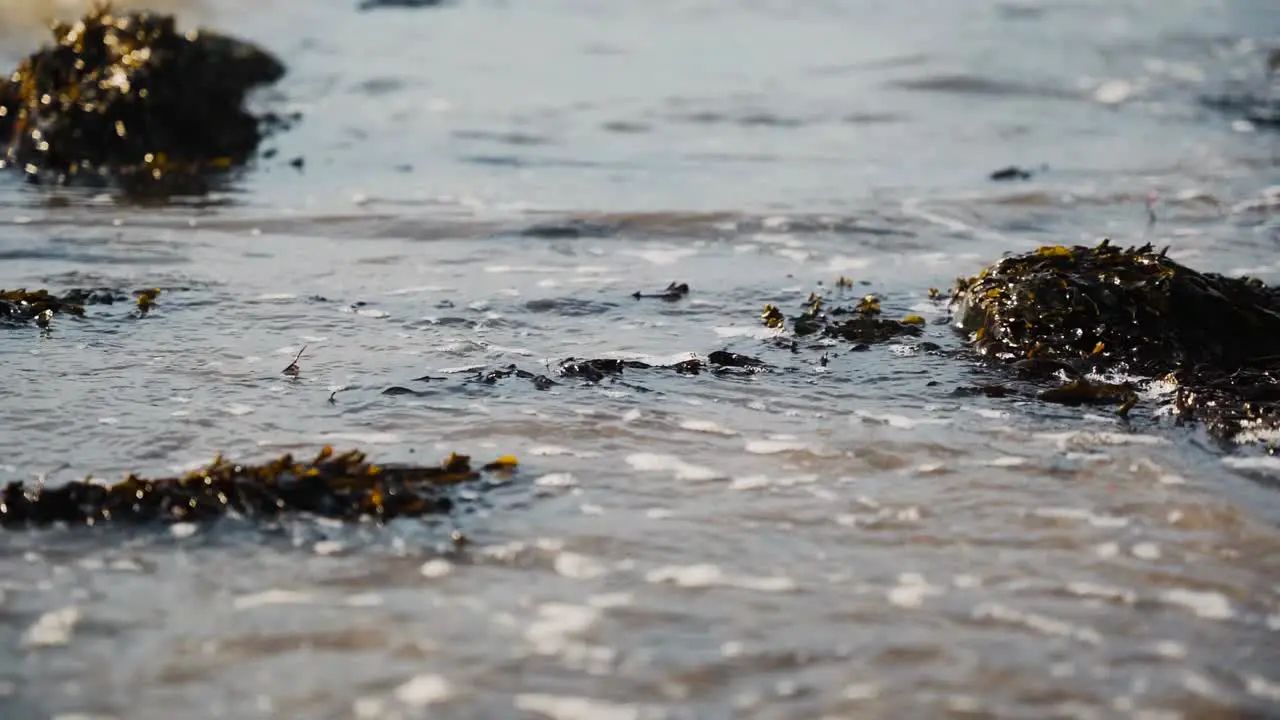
top-left (0, 446), bottom-right (519, 529)
top-left (951, 240), bottom-right (1280, 440)
top-left (761, 290), bottom-right (925, 346)
top-left (383, 351), bottom-right (772, 395)
top-left (1, 286), bottom-right (161, 326)
top-left (0, 288), bottom-right (87, 325)
top-left (0, 3), bottom-right (286, 192)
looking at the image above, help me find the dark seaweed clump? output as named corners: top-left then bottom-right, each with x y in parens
top-left (0, 288), bottom-right (87, 325)
top-left (951, 241), bottom-right (1280, 439)
top-left (0, 3), bottom-right (286, 192)
top-left (951, 241), bottom-right (1280, 374)
top-left (1, 286), bottom-right (157, 326)
top-left (761, 291), bottom-right (925, 347)
top-left (0, 447), bottom-right (519, 529)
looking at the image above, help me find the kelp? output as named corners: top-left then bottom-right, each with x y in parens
top-left (382, 351), bottom-right (772, 395)
top-left (0, 3), bottom-right (286, 192)
top-left (632, 282), bottom-right (690, 301)
top-left (0, 446), bottom-right (519, 529)
top-left (761, 290), bottom-right (925, 346)
top-left (1, 286), bottom-right (159, 326)
top-left (0, 288), bottom-right (87, 325)
top-left (950, 240), bottom-right (1280, 440)
top-left (950, 240), bottom-right (1280, 374)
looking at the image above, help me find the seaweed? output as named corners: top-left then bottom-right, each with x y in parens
top-left (383, 350), bottom-right (772, 396)
top-left (282, 345), bottom-right (306, 377)
top-left (1039, 378), bottom-right (1139, 417)
top-left (358, 0), bottom-right (451, 10)
top-left (0, 288), bottom-right (86, 324)
top-left (990, 166), bottom-right (1033, 181)
top-left (632, 282), bottom-right (690, 301)
top-left (1, 286), bottom-right (165, 326)
top-left (0, 3), bottom-right (286, 192)
top-left (761, 291), bottom-right (924, 345)
top-left (950, 240), bottom-right (1280, 375)
top-left (950, 240), bottom-right (1280, 439)
top-left (0, 446), bottom-right (519, 529)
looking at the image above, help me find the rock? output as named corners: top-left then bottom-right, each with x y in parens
top-left (950, 240), bottom-right (1280, 375)
top-left (0, 3), bottom-right (287, 193)
top-left (951, 240), bottom-right (1280, 442)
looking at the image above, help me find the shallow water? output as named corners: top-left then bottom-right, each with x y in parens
top-left (2, 1), bottom-right (1280, 718)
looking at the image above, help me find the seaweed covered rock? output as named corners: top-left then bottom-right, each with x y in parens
top-left (951, 241), bottom-right (1280, 375)
top-left (0, 446), bottom-right (519, 529)
top-left (951, 240), bottom-right (1280, 440)
top-left (0, 3), bottom-right (286, 191)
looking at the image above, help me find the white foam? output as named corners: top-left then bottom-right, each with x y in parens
top-left (1244, 674), bottom-right (1280, 702)
top-left (170, 523), bottom-right (198, 539)
top-left (775, 248), bottom-right (811, 264)
top-left (1152, 641), bottom-right (1187, 659)
top-left (645, 564), bottom-right (797, 593)
top-left (1064, 581), bottom-right (1136, 604)
top-left (1131, 542), bottom-right (1161, 560)
top-left (529, 445), bottom-right (574, 457)
top-left (984, 456), bottom-right (1026, 467)
top-left (536, 473), bottom-right (578, 488)
top-left (394, 674), bottom-right (454, 707)
top-left (827, 256), bottom-right (874, 272)
top-left (679, 419), bottom-right (738, 436)
top-left (257, 432), bottom-right (402, 448)
top-left (713, 326), bottom-right (778, 339)
top-left (843, 683), bottom-right (879, 701)
top-left (625, 453), bottom-right (719, 481)
top-left (622, 247), bottom-right (698, 266)
top-left (1094, 79), bottom-right (1134, 105)
top-left (587, 592), bottom-right (633, 609)
top-left (731, 474), bottom-right (817, 491)
top-left (1159, 588), bottom-right (1234, 620)
top-left (744, 438), bottom-right (812, 454)
top-left (554, 552), bottom-right (608, 580)
top-left (484, 265), bottom-right (562, 274)
top-left (731, 475), bottom-right (772, 491)
top-left (1032, 507), bottom-right (1129, 528)
top-left (514, 694), bottom-right (641, 720)
top-left (524, 603), bottom-right (601, 656)
top-left (973, 602), bottom-right (1103, 644)
top-left (1035, 430), bottom-right (1167, 450)
top-left (233, 590), bottom-right (316, 610)
top-left (21, 607), bottom-right (80, 648)
top-left (886, 573), bottom-right (942, 608)
top-left (420, 559), bottom-right (454, 579)
top-left (314, 540), bottom-right (344, 556)
top-left (1223, 455), bottom-right (1280, 471)
top-left (385, 285), bottom-right (448, 296)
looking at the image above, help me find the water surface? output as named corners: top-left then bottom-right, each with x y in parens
top-left (2, 1), bottom-right (1279, 718)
